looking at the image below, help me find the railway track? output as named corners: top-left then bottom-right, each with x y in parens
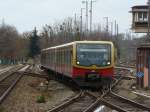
top-left (0, 65), bottom-right (25, 82)
top-left (82, 69), bottom-right (126, 112)
top-left (111, 67), bottom-right (130, 88)
top-left (101, 91), bottom-right (150, 112)
top-left (23, 71), bottom-right (49, 79)
top-left (78, 90), bottom-right (150, 112)
top-left (99, 66), bottom-right (150, 112)
top-left (118, 59), bottom-right (136, 67)
top-left (0, 65), bottom-right (30, 104)
top-left (47, 66), bottom-right (145, 112)
top-left (47, 91), bottom-right (102, 112)
top-left (47, 68), bottom-right (129, 112)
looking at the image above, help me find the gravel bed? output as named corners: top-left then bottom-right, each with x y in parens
top-left (0, 75), bottom-right (75, 112)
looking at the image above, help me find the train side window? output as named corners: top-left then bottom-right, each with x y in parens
top-left (58, 51), bottom-right (60, 64)
top-left (65, 50), bottom-right (67, 65)
top-left (59, 50), bottom-right (61, 65)
top-left (67, 50), bottom-right (69, 66)
top-left (66, 50), bottom-right (68, 71)
top-left (62, 50), bottom-right (64, 64)
top-left (67, 49), bottom-right (70, 66)
top-left (60, 50), bottom-right (62, 64)
top-left (66, 49), bottom-right (68, 65)
top-left (52, 51), bottom-right (54, 65)
top-left (64, 50), bottom-right (66, 64)
top-left (48, 52), bottom-right (49, 64)
top-left (70, 50), bottom-right (72, 65)
top-left (60, 49), bottom-right (62, 64)
top-left (55, 51), bottom-right (58, 64)
top-left (69, 49), bottom-right (72, 67)
top-left (51, 51), bottom-right (52, 65)
top-left (44, 53), bottom-right (45, 64)
top-left (45, 52), bottom-right (47, 65)
top-left (57, 51), bottom-right (60, 64)
top-left (62, 50), bottom-right (65, 64)
top-left (57, 51), bottom-right (59, 64)
top-left (50, 51), bottom-right (51, 65)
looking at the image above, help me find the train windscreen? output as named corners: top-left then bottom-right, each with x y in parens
top-left (76, 44), bottom-right (111, 67)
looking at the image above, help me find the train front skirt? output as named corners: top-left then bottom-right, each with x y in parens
top-left (73, 73), bottom-right (112, 88)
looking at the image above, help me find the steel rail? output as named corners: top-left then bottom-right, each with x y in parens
top-left (0, 66), bottom-right (24, 82)
top-left (83, 69), bottom-right (128, 112)
top-left (0, 65), bottom-right (30, 104)
top-left (47, 91), bottom-right (83, 112)
top-left (0, 73), bottom-right (23, 103)
top-left (23, 71), bottom-right (48, 79)
top-left (99, 99), bottom-right (128, 112)
top-left (82, 91), bottom-right (102, 112)
top-left (83, 90), bottom-right (128, 112)
top-left (110, 91), bottom-right (150, 111)
top-left (47, 67), bottom-right (132, 112)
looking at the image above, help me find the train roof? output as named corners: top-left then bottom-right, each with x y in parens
top-left (42, 41), bottom-right (113, 51)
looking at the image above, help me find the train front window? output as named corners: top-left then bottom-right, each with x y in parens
top-left (76, 44), bottom-right (111, 67)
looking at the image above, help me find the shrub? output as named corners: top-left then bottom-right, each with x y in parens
top-left (36, 95), bottom-right (46, 103)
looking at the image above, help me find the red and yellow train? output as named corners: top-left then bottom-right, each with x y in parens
top-left (41, 41), bottom-right (115, 87)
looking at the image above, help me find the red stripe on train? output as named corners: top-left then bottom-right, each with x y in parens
top-left (72, 67), bottom-right (114, 78)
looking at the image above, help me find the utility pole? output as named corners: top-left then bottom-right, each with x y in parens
top-left (115, 20), bottom-right (117, 36)
top-left (111, 22), bottom-right (113, 38)
top-left (116, 23), bottom-right (120, 59)
top-left (74, 13), bottom-right (77, 25)
top-left (80, 8), bottom-right (85, 34)
top-left (82, 0), bottom-right (89, 33)
top-left (98, 24), bottom-right (101, 32)
top-left (115, 21), bottom-right (119, 37)
top-left (74, 13), bottom-right (77, 34)
top-left (86, 0), bottom-right (88, 32)
top-left (104, 17), bottom-right (109, 33)
top-left (147, 0), bottom-right (150, 40)
top-left (117, 23), bottom-right (119, 37)
top-left (89, 0), bottom-right (96, 33)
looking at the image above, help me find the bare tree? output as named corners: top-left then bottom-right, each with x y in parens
top-left (0, 23), bottom-right (29, 64)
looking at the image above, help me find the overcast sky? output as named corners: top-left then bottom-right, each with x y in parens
top-left (0, 0), bottom-right (147, 33)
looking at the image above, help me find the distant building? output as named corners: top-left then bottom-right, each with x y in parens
top-left (131, 5), bottom-right (149, 33)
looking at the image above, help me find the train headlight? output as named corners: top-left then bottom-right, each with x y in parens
top-left (107, 62), bottom-right (110, 65)
top-left (77, 61), bottom-right (80, 64)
